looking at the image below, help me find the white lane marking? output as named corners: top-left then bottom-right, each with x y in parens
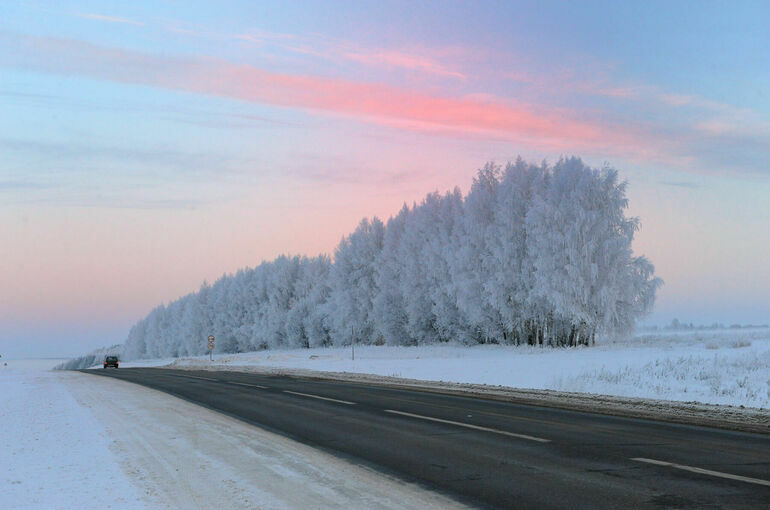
top-left (384, 409), bottom-right (550, 443)
top-left (182, 375), bottom-right (219, 382)
top-left (631, 458), bottom-right (770, 487)
top-left (230, 381), bottom-right (269, 389)
top-left (283, 390), bottom-right (356, 406)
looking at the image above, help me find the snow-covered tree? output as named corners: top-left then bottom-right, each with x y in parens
top-left (326, 218), bottom-right (385, 346)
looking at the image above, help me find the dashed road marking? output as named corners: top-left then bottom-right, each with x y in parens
top-left (180, 375), bottom-right (219, 382)
top-left (283, 390), bottom-right (356, 405)
top-left (631, 457), bottom-right (770, 487)
top-left (230, 381), bottom-right (269, 389)
top-left (384, 409), bottom-right (550, 443)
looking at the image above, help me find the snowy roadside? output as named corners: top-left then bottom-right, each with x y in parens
top-left (2, 361), bottom-right (466, 510)
top-left (1, 360), bottom-right (149, 510)
top-left (115, 329), bottom-right (770, 433)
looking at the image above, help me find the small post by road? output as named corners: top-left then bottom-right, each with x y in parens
top-left (207, 335), bottom-right (215, 362)
top-left (351, 325), bottom-right (355, 361)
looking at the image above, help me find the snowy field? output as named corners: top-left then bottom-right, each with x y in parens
top-left (1, 359), bottom-right (464, 510)
top-left (120, 328), bottom-right (770, 410)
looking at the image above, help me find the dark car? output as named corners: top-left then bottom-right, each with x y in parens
top-left (103, 356), bottom-right (119, 369)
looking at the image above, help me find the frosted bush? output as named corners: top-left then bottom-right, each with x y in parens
top-left (554, 340), bottom-right (769, 408)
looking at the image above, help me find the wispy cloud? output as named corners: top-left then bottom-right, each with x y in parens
top-left (232, 29), bottom-right (466, 79)
top-left (0, 89), bottom-right (59, 100)
top-left (70, 9), bottom-right (466, 80)
top-left (8, 188), bottom-right (218, 210)
top-left (500, 64), bottom-right (770, 175)
top-left (0, 32), bottom-right (610, 151)
top-left (0, 180), bottom-right (53, 191)
top-left (0, 136), bottom-right (243, 177)
top-left (59, 196), bottom-right (212, 210)
top-left (1, 136), bottom-right (236, 209)
top-left (594, 87), bottom-right (643, 99)
top-left (342, 49), bottom-right (465, 78)
top-left (660, 181), bottom-right (702, 189)
top-left (233, 29), bottom-right (296, 43)
top-left (77, 13), bottom-right (144, 27)
top-left (3, 31), bottom-right (769, 176)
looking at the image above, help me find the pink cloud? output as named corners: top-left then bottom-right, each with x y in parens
top-left (342, 49), bottom-right (466, 78)
top-left (233, 30), bottom-right (297, 44)
top-left (659, 93), bottom-right (694, 107)
top-left (594, 87), bottom-right (641, 99)
top-left (2, 32), bottom-right (616, 150)
top-left (501, 70), bottom-right (538, 84)
top-left (199, 63), bottom-right (603, 144)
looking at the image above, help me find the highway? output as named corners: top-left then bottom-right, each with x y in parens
top-left (84, 368), bottom-right (770, 509)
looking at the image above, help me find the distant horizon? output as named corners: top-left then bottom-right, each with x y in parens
top-left (8, 320), bottom-right (770, 361)
top-left (14, 323), bottom-right (770, 362)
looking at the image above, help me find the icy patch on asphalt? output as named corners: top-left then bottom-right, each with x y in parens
top-left (0, 360), bottom-right (148, 510)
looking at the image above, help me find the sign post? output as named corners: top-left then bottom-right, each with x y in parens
top-left (207, 335), bottom-right (215, 361)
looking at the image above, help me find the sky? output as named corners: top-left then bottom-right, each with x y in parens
top-left (1, 0), bottom-right (769, 358)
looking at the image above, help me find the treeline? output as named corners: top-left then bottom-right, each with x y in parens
top-left (640, 320), bottom-right (770, 332)
top-left (55, 344), bottom-right (122, 370)
top-left (65, 157), bottom-right (660, 366)
top-left (114, 157), bottom-right (661, 360)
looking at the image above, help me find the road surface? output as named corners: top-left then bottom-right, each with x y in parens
top-left (83, 368), bottom-right (770, 509)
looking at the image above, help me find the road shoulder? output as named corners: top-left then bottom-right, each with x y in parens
top-left (63, 370), bottom-right (467, 510)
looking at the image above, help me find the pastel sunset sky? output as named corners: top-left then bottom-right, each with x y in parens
top-left (2, 1), bottom-right (769, 357)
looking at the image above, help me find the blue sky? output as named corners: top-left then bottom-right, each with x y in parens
top-left (1, 0), bottom-right (769, 357)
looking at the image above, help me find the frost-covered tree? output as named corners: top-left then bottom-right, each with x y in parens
top-left (487, 158), bottom-right (547, 344)
top-left (285, 256), bottom-right (332, 348)
top-left (452, 163), bottom-right (505, 343)
top-left (526, 157), bottom-right (662, 345)
top-left (426, 189), bottom-right (468, 343)
top-left (372, 205), bottom-right (410, 345)
top-left (326, 218), bottom-right (385, 345)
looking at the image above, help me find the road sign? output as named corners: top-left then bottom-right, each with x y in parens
top-left (207, 335), bottom-right (215, 361)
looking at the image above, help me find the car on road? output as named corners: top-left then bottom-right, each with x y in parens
top-left (103, 356), bottom-right (119, 369)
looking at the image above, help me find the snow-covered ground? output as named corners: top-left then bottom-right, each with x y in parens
top-left (2, 359), bottom-right (465, 509)
top-left (120, 328), bottom-right (770, 409)
top-left (1, 359), bottom-right (147, 510)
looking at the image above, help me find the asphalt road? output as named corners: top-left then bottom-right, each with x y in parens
top-left (83, 368), bottom-right (770, 509)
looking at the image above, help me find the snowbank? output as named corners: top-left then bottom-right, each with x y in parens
top-left (0, 359), bottom-right (148, 509)
top-left (120, 328), bottom-right (770, 409)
